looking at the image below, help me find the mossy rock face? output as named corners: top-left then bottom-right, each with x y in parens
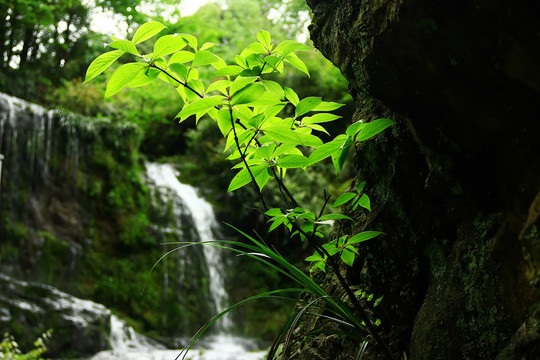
top-left (0, 274), bottom-right (111, 358)
top-left (299, 0), bottom-right (540, 358)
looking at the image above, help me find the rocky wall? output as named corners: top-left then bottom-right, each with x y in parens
top-left (299, 0), bottom-right (540, 358)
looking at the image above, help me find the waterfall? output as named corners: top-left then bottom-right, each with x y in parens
top-left (145, 162), bottom-right (232, 332)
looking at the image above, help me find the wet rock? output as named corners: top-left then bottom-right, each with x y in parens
top-left (0, 273), bottom-right (111, 358)
top-left (298, 0), bottom-right (540, 358)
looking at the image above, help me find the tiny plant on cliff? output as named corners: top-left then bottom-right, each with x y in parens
top-left (85, 20), bottom-right (396, 359)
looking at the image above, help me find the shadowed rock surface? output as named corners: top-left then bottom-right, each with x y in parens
top-left (294, 0), bottom-right (540, 358)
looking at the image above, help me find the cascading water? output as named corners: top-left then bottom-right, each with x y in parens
top-left (89, 163), bottom-right (267, 359)
top-left (0, 92), bottom-right (266, 359)
top-left (145, 162), bottom-right (232, 332)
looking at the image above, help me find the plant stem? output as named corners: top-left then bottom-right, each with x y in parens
top-left (228, 105), bottom-right (269, 211)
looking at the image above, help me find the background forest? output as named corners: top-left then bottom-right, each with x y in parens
top-left (0, 0), bottom-right (356, 357)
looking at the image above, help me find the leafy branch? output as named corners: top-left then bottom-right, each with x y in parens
top-left (84, 21), bottom-right (396, 359)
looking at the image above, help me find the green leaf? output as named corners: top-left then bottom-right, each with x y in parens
top-left (265, 208), bottom-right (283, 217)
top-left (108, 39), bottom-right (140, 56)
top-left (235, 55), bottom-right (248, 68)
top-left (200, 42), bottom-right (217, 50)
top-left (180, 33), bottom-right (198, 51)
top-left (262, 80), bottom-right (284, 99)
top-left (317, 214), bottom-right (353, 222)
top-left (285, 52), bottom-right (309, 77)
top-left (247, 42), bottom-right (267, 54)
top-left (346, 120), bottom-right (364, 137)
top-left (275, 40), bottom-right (311, 57)
top-left (169, 63), bottom-right (189, 81)
top-left (313, 101), bottom-right (345, 112)
top-left (126, 67), bottom-right (160, 87)
top-left (347, 231), bottom-right (383, 245)
top-left (216, 108), bottom-right (233, 136)
top-left (276, 154), bottom-right (308, 168)
top-left (84, 50), bottom-right (125, 83)
top-left (230, 77), bottom-right (258, 95)
top-left (214, 65), bottom-right (244, 77)
top-left (231, 83), bottom-right (265, 105)
top-left (263, 126), bottom-right (322, 147)
top-left (264, 55), bottom-right (282, 70)
top-left (207, 80), bottom-right (231, 95)
top-left (295, 97), bottom-right (322, 117)
top-left (341, 249), bottom-right (356, 267)
top-left (305, 252), bottom-right (324, 262)
top-left (132, 21), bottom-right (167, 44)
top-left (153, 34), bottom-right (187, 59)
top-left (284, 87), bottom-right (299, 106)
top-left (254, 143), bottom-right (276, 160)
top-left (355, 118), bottom-right (395, 142)
top-left (168, 51), bottom-right (195, 64)
top-left (332, 136), bottom-right (353, 174)
top-left (357, 182), bottom-right (366, 193)
top-left (175, 95), bottom-right (224, 121)
top-left (246, 53), bottom-right (265, 67)
top-left (105, 62), bottom-right (146, 97)
top-left (269, 216), bottom-right (287, 232)
top-left (243, 93), bottom-right (283, 107)
top-left (257, 30), bottom-right (271, 49)
top-left (306, 134), bottom-right (348, 166)
top-left (227, 164), bottom-right (268, 192)
top-left (303, 113), bottom-right (341, 125)
top-left (192, 50), bottom-right (220, 67)
top-left (357, 193), bottom-right (371, 211)
top-left (333, 192), bottom-right (356, 207)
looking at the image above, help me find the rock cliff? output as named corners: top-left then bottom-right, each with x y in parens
top-left (299, 0), bottom-right (540, 358)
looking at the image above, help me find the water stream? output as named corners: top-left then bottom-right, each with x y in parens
top-left (88, 163), bottom-right (268, 360)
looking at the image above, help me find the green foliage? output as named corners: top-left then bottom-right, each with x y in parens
top-left (0, 330), bottom-right (52, 360)
top-left (85, 20), bottom-right (395, 358)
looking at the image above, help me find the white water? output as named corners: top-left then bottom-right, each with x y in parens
top-left (89, 163), bottom-right (267, 360)
top-left (145, 162), bottom-right (232, 332)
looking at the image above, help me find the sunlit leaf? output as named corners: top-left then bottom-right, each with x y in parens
top-left (284, 87), bottom-right (299, 106)
top-left (295, 97), bottom-right (322, 117)
top-left (168, 51), bottom-right (195, 65)
top-left (228, 164), bottom-right (268, 192)
top-left (132, 21), bottom-right (167, 44)
top-left (354, 118), bottom-right (395, 142)
top-left (231, 77), bottom-right (258, 95)
top-left (247, 42), bottom-right (267, 54)
top-left (153, 34), bottom-right (187, 59)
top-left (262, 80), bottom-right (284, 99)
top-left (231, 83), bottom-right (265, 105)
top-left (217, 108), bottom-right (233, 136)
top-left (303, 113), bottom-right (341, 125)
top-left (214, 65), bottom-right (244, 77)
top-left (84, 50), bottom-right (124, 83)
top-left (276, 154), bottom-right (308, 168)
top-left (180, 33), bottom-right (198, 50)
top-left (356, 193), bottom-right (371, 211)
top-left (307, 134), bottom-right (348, 166)
top-left (200, 42), bottom-right (217, 50)
top-left (313, 101), bottom-right (345, 112)
top-left (107, 39), bottom-right (140, 56)
top-left (175, 95), bottom-right (224, 121)
top-left (192, 50), bottom-right (220, 67)
top-left (257, 30), bottom-right (271, 49)
top-left (126, 67), bottom-right (160, 87)
top-left (317, 214), bottom-right (353, 222)
top-left (285, 52), bottom-right (309, 77)
top-left (347, 231), bottom-right (383, 245)
top-left (333, 192), bottom-right (356, 207)
top-left (105, 62), bottom-right (146, 97)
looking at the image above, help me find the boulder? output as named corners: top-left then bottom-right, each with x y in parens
top-left (0, 273), bottom-right (111, 358)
